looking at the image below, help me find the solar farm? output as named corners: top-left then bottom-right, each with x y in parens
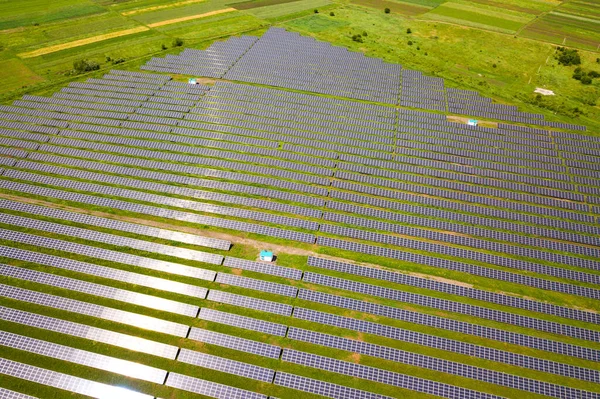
top-left (0, 24), bottom-right (599, 399)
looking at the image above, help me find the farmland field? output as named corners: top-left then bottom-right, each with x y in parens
top-left (421, 0), bottom-right (535, 33)
top-left (0, 2), bottom-right (599, 398)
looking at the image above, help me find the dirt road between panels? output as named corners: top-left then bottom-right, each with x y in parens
top-left (18, 26), bottom-right (150, 58)
top-left (147, 8), bottom-right (237, 27)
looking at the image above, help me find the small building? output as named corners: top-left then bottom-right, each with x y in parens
top-left (188, 78), bottom-right (197, 85)
top-left (260, 250), bottom-right (274, 262)
top-left (467, 119), bottom-right (478, 127)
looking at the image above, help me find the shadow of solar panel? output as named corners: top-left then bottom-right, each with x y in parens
top-left (198, 308), bottom-right (287, 337)
top-left (0, 284), bottom-right (188, 336)
top-left (0, 358), bottom-right (152, 399)
top-left (188, 328), bottom-right (281, 359)
top-left (166, 372), bottom-right (267, 399)
top-left (178, 349), bottom-right (275, 382)
top-left (0, 331), bottom-right (167, 383)
top-left (0, 306), bottom-right (178, 359)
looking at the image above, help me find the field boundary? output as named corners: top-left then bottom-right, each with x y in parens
top-left (17, 26), bottom-right (150, 58)
top-left (146, 8), bottom-right (237, 27)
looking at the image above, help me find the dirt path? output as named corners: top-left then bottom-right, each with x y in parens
top-left (147, 8), bottom-right (236, 28)
top-left (18, 26), bottom-right (150, 58)
top-left (122, 0), bottom-right (207, 16)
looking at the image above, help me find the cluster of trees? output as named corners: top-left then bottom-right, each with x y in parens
top-left (351, 31), bottom-right (367, 42)
top-left (573, 67), bottom-right (600, 85)
top-left (555, 47), bottom-right (581, 66)
top-left (72, 59), bottom-right (100, 74)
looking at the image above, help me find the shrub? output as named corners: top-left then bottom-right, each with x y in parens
top-left (588, 70), bottom-right (600, 78)
top-left (112, 58), bottom-right (125, 65)
top-left (329, 11), bottom-right (334, 16)
top-left (555, 47), bottom-right (581, 66)
top-left (581, 75), bottom-right (592, 85)
top-left (172, 38), bottom-right (184, 47)
top-left (407, 41), bottom-right (413, 46)
top-left (384, 7), bottom-right (390, 13)
top-left (314, 9), bottom-right (318, 13)
top-left (596, 58), bottom-right (599, 63)
top-left (105, 56), bottom-right (111, 62)
top-left (406, 28), bottom-right (411, 34)
top-left (73, 59), bottom-right (100, 74)
top-left (362, 31), bottom-right (367, 36)
top-left (351, 34), bottom-right (363, 43)
top-left (161, 44), bottom-right (167, 50)
top-left (492, 63), bottom-right (497, 68)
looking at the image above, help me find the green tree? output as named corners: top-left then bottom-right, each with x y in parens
top-left (172, 38), bottom-right (184, 47)
top-left (384, 7), bottom-right (390, 13)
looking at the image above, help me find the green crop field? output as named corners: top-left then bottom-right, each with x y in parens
top-left (0, 0), bottom-right (599, 398)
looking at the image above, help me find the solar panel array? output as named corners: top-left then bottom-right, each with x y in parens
top-left (143, 36), bottom-right (258, 78)
top-left (0, 358), bottom-right (152, 399)
top-left (0, 25), bottom-right (597, 399)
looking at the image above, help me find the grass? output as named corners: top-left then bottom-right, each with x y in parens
top-left (350, 0), bottom-right (431, 16)
top-left (0, 59), bottom-right (45, 92)
top-left (0, 0), bottom-right (105, 30)
top-left (421, 0), bottom-right (533, 34)
top-left (242, 0), bottom-right (333, 19)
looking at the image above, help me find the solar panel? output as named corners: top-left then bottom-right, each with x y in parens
top-left (0, 212), bottom-right (223, 264)
top-left (281, 349), bottom-right (506, 399)
top-left (274, 372), bottom-right (394, 399)
top-left (206, 290), bottom-right (293, 316)
top-left (0, 263), bottom-right (199, 317)
top-left (0, 198), bottom-right (231, 250)
top-left (0, 388), bottom-right (37, 399)
top-left (0, 358), bottom-right (152, 399)
top-left (0, 227), bottom-right (218, 280)
top-left (166, 372), bottom-right (267, 399)
top-left (0, 331), bottom-right (167, 383)
top-left (0, 284), bottom-right (189, 336)
top-left (286, 328), bottom-right (600, 393)
top-left (198, 308), bottom-right (288, 336)
top-left (215, 273), bottom-right (298, 297)
top-left (223, 257), bottom-right (303, 280)
top-left (188, 328), bottom-right (281, 359)
top-left (0, 245), bottom-right (208, 300)
top-left (177, 349), bottom-right (275, 382)
top-left (0, 306), bottom-right (179, 359)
